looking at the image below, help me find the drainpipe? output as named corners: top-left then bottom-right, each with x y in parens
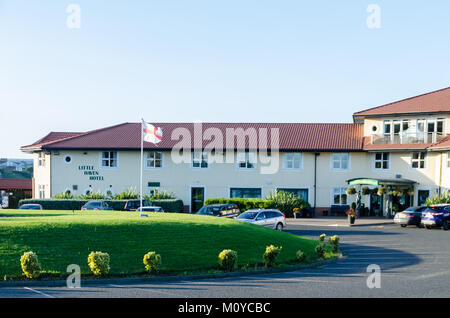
top-left (438, 152), bottom-right (443, 195)
top-left (313, 153), bottom-right (320, 216)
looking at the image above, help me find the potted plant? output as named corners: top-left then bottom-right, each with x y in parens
top-left (293, 207), bottom-right (300, 219)
top-left (362, 187), bottom-right (371, 195)
top-left (346, 207), bottom-right (357, 225)
top-left (392, 188), bottom-right (402, 197)
top-left (377, 187), bottom-right (387, 196)
top-left (346, 187), bottom-right (356, 195)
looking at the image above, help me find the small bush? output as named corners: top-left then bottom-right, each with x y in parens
top-left (20, 251), bottom-right (41, 279)
top-left (143, 251), bottom-right (161, 274)
top-left (328, 235), bottom-right (340, 253)
top-left (263, 245), bottom-right (282, 267)
top-left (315, 245), bottom-right (325, 259)
top-left (296, 250), bottom-right (306, 262)
top-left (87, 251), bottom-right (110, 276)
top-left (319, 233), bottom-right (326, 242)
top-left (218, 249), bottom-right (238, 272)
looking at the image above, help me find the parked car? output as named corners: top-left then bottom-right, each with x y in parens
top-left (421, 205), bottom-right (450, 230)
top-left (235, 209), bottom-right (286, 230)
top-left (196, 204), bottom-right (240, 218)
top-left (81, 201), bottom-right (113, 211)
top-left (136, 206), bottom-right (164, 212)
top-left (394, 206), bottom-right (427, 227)
top-left (18, 204), bottom-right (43, 210)
top-left (123, 199), bottom-right (151, 211)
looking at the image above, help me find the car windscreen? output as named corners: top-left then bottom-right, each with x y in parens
top-left (86, 202), bottom-right (102, 207)
top-left (197, 206), bottom-right (221, 215)
top-left (236, 211), bottom-right (259, 219)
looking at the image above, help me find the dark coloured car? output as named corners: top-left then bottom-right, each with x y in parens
top-left (394, 206), bottom-right (427, 228)
top-left (19, 204), bottom-right (43, 210)
top-left (123, 199), bottom-right (151, 211)
top-left (421, 205), bottom-right (450, 230)
top-left (81, 201), bottom-right (113, 211)
top-left (196, 204), bottom-right (240, 218)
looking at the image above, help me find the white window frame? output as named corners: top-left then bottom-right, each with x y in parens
top-left (38, 152), bottom-right (46, 167)
top-left (331, 153), bottom-right (350, 171)
top-left (145, 151), bottom-right (163, 169)
top-left (229, 187), bottom-right (263, 199)
top-left (38, 185), bottom-right (46, 199)
top-left (100, 151), bottom-right (119, 169)
top-left (373, 152), bottom-right (390, 170)
top-left (236, 152), bottom-right (257, 170)
top-left (192, 151), bottom-right (209, 169)
top-left (411, 152), bottom-right (426, 169)
top-left (283, 153), bottom-right (303, 170)
top-left (331, 187), bottom-right (348, 206)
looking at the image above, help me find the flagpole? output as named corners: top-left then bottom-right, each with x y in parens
top-left (140, 118), bottom-right (144, 217)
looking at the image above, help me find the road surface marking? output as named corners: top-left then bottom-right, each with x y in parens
top-left (109, 284), bottom-right (181, 296)
top-left (23, 287), bottom-right (55, 298)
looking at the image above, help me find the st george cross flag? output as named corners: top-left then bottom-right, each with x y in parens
top-left (142, 121), bottom-right (163, 144)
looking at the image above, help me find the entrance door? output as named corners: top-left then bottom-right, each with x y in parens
top-left (191, 187), bottom-right (205, 213)
top-left (370, 194), bottom-right (382, 217)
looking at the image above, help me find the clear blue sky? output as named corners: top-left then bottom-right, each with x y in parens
top-left (1, 1), bottom-right (450, 158)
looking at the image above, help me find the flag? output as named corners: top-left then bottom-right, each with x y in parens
top-left (142, 121), bottom-right (163, 144)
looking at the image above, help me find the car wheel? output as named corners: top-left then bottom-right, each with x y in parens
top-left (276, 223), bottom-right (283, 231)
top-left (400, 224), bottom-right (407, 228)
top-left (443, 221), bottom-right (449, 231)
top-left (426, 225), bottom-right (432, 230)
top-left (416, 223), bottom-right (423, 228)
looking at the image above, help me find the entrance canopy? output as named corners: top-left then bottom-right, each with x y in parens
top-left (346, 178), bottom-right (416, 187)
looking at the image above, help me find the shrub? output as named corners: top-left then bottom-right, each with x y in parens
top-left (143, 251), bottom-right (161, 274)
top-left (146, 189), bottom-right (176, 200)
top-left (218, 249), bottom-right (238, 272)
top-left (112, 187), bottom-right (139, 200)
top-left (87, 251), bottom-right (110, 276)
top-left (265, 191), bottom-right (310, 218)
top-left (315, 244), bottom-right (325, 259)
top-left (425, 190), bottom-right (450, 206)
top-left (20, 251), bottom-right (41, 279)
top-left (296, 250), bottom-right (306, 262)
top-left (328, 235), bottom-right (340, 253)
top-left (263, 245), bottom-right (282, 267)
top-left (319, 233), bottom-right (326, 242)
top-left (205, 198), bottom-right (271, 212)
top-left (78, 190), bottom-right (106, 200)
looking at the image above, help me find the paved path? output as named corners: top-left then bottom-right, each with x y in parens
top-left (0, 222), bottom-right (449, 298)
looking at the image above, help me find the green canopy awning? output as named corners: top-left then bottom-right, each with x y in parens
top-left (347, 178), bottom-right (416, 187)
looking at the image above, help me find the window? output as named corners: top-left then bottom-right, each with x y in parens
top-left (237, 152), bottom-right (256, 169)
top-left (278, 188), bottom-right (308, 202)
top-left (374, 152), bottom-right (389, 170)
top-left (283, 153), bottom-right (302, 169)
top-left (230, 188), bottom-right (262, 199)
top-left (38, 185), bottom-right (46, 199)
top-left (332, 187), bottom-right (348, 205)
top-left (38, 152), bottom-right (45, 167)
top-left (146, 151), bottom-right (163, 168)
top-left (411, 152), bottom-right (426, 169)
top-left (101, 151), bottom-right (118, 168)
top-left (331, 153), bottom-right (349, 170)
top-left (192, 152), bottom-right (208, 168)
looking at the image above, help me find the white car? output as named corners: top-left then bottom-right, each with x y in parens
top-left (136, 206), bottom-right (164, 212)
top-left (235, 209), bottom-right (286, 230)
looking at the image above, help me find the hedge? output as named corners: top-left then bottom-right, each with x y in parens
top-left (204, 198), bottom-right (275, 212)
top-left (18, 199), bottom-right (185, 213)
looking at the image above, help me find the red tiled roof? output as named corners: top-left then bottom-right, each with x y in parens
top-left (22, 123), bottom-right (365, 152)
top-left (22, 132), bottom-right (84, 150)
top-left (354, 87), bottom-right (450, 117)
top-left (428, 135), bottom-right (450, 150)
top-left (0, 179), bottom-right (32, 190)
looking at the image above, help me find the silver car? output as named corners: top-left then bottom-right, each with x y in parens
top-left (236, 209), bottom-right (286, 230)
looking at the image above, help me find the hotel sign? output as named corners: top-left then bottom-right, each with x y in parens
top-left (78, 165), bottom-right (104, 181)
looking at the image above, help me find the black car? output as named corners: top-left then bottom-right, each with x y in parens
top-left (123, 199), bottom-right (151, 211)
top-left (196, 204), bottom-right (240, 218)
top-left (394, 206), bottom-right (427, 227)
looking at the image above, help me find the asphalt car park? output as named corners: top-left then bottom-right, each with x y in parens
top-left (0, 221), bottom-right (449, 298)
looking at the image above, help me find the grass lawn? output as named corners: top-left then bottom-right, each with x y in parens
top-left (0, 210), bottom-right (335, 279)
